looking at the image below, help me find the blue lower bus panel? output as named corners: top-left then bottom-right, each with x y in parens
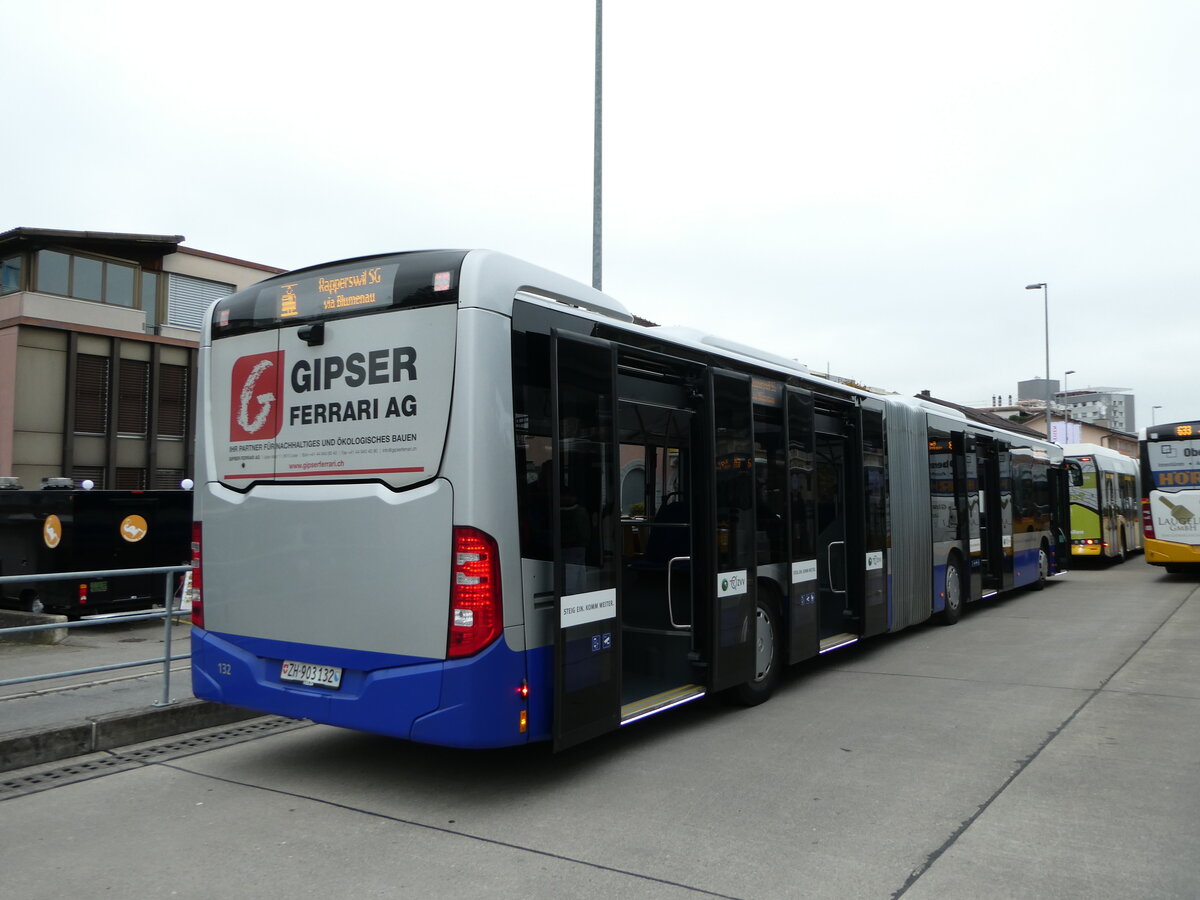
top-left (192, 630), bottom-right (548, 748)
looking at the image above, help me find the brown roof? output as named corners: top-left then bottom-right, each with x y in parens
top-left (915, 391), bottom-right (1046, 438)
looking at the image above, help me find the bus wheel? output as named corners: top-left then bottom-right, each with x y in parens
top-left (730, 595), bottom-right (781, 706)
top-left (1032, 544), bottom-right (1049, 590)
top-left (940, 555), bottom-right (963, 625)
top-left (19, 590), bottom-right (43, 614)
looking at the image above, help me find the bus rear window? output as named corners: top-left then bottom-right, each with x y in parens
top-left (211, 250), bottom-right (467, 339)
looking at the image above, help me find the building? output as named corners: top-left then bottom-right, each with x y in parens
top-left (1056, 387), bottom-right (1136, 434)
top-left (0, 227), bottom-right (283, 488)
top-left (980, 388), bottom-right (1137, 458)
top-left (1017, 377), bottom-right (1136, 433)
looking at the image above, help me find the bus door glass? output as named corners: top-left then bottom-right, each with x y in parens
top-left (1104, 472), bottom-right (1119, 552)
top-left (861, 407), bottom-right (887, 637)
top-left (786, 388), bottom-right (818, 661)
top-left (1049, 462), bottom-right (1072, 570)
top-left (997, 443), bottom-right (1014, 589)
top-left (551, 331), bottom-right (621, 750)
top-left (706, 369), bottom-right (757, 691)
top-left (617, 392), bottom-right (700, 716)
top-left (815, 407), bottom-right (854, 646)
top-left (954, 431), bottom-right (983, 601)
top-left (976, 438), bottom-right (1003, 591)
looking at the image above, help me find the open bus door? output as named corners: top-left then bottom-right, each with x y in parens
top-left (702, 369), bottom-right (758, 692)
top-left (1048, 461), bottom-right (1072, 573)
top-left (551, 332), bottom-right (622, 750)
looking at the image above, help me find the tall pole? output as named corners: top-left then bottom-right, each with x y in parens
top-left (1043, 284), bottom-right (1050, 439)
top-left (592, 0), bottom-right (603, 291)
top-left (1026, 283), bottom-right (1050, 439)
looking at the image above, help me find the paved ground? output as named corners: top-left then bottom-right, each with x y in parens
top-left (1, 560), bottom-right (1198, 899)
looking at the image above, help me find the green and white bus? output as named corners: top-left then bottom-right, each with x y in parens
top-left (1062, 444), bottom-right (1142, 561)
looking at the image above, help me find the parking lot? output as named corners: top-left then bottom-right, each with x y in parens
top-left (2, 560), bottom-right (1198, 899)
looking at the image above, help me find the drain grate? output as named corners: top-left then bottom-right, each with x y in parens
top-left (1, 716), bottom-right (309, 801)
top-left (115, 716), bottom-right (308, 764)
top-left (1, 755), bottom-right (141, 801)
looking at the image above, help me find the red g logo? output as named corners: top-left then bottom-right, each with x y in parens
top-left (230, 351), bottom-right (284, 441)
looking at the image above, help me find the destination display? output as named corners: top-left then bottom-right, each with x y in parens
top-left (211, 251), bottom-right (467, 337)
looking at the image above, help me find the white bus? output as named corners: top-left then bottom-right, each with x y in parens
top-left (190, 250), bottom-right (1070, 749)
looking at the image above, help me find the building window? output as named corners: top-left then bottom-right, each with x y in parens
top-left (117, 359), bottom-right (149, 436)
top-left (74, 354), bottom-right (110, 435)
top-left (74, 255), bottom-right (103, 301)
top-left (35, 249), bottom-right (142, 308)
top-left (1, 255), bottom-right (21, 294)
top-left (37, 250), bottom-right (70, 295)
top-left (156, 364), bottom-right (189, 438)
top-left (142, 271), bottom-right (161, 329)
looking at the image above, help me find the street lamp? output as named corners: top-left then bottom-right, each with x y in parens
top-left (1061, 370), bottom-right (1076, 433)
top-left (1153, 405), bottom-right (1163, 425)
top-left (1026, 283), bottom-right (1051, 439)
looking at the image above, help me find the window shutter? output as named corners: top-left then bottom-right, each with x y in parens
top-left (72, 466), bottom-right (106, 489)
top-left (153, 468), bottom-right (185, 489)
top-left (115, 467), bottom-right (147, 489)
top-left (117, 359), bottom-right (149, 435)
top-left (156, 364), bottom-right (189, 437)
top-left (167, 274), bottom-right (234, 328)
top-left (74, 355), bottom-right (110, 435)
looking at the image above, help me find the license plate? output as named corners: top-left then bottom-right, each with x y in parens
top-left (280, 660), bottom-right (343, 689)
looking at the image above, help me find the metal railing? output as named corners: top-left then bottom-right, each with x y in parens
top-left (0, 565), bottom-right (192, 707)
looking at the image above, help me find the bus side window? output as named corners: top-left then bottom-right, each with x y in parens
top-left (1067, 462), bottom-right (1083, 488)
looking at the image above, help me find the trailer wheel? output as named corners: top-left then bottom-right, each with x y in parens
top-left (1032, 543), bottom-right (1049, 590)
top-left (939, 555), bottom-right (963, 625)
top-left (729, 593), bottom-right (781, 707)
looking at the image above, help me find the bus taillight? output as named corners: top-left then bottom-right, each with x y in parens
top-left (78, 583), bottom-right (88, 606)
top-left (1142, 499), bottom-right (1155, 539)
top-left (448, 526), bottom-right (502, 658)
top-left (190, 522), bottom-right (204, 629)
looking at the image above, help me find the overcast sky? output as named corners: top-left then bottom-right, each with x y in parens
top-left (4, 1), bottom-right (1196, 430)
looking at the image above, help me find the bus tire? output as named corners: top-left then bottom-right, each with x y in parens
top-left (1032, 543), bottom-right (1049, 590)
top-left (939, 554), bottom-right (963, 625)
top-left (729, 594), bottom-right (781, 707)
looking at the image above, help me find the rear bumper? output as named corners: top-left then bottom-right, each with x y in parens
top-left (1145, 538), bottom-right (1200, 567)
top-left (192, 629), bottom-right (548, 748)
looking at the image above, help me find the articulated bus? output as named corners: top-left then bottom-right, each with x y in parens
top-left (190, 250), bottom-right (1069, 750)
top-left (1062, 443), bottom-right (1142, 561)
top-left (1141, 420), bottom-right (1200, 573)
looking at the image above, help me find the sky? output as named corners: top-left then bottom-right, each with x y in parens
top-left (4, 1), bottom-right (1197, 431)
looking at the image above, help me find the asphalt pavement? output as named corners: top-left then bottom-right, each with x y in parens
top-left (1, 560), bottom-right (1198, 899)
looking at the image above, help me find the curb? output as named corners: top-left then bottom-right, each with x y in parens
top-left (0, 609), bottom-right (69, 645)
top-left (0, 699), bottom-right (263, 773)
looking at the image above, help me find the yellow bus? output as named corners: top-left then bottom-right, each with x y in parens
top-left (1140, 421), bottom-right (1200, 573)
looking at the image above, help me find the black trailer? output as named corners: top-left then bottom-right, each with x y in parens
top-left (0, 487), bottom-right (192, 616)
